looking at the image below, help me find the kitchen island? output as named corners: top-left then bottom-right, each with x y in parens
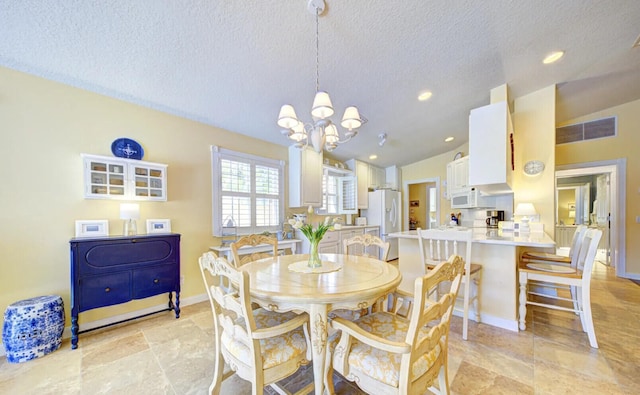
top-left (389, 228), bottom-right (555, 331)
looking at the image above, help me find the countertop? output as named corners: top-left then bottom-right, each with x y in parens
top-left (337, 225), bottom-right (380, 229)
top-left (388, 228), bottom-right (555, 248)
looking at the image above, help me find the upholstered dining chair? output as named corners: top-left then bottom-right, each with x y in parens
top-left (198, 251), bottom-right (313, 395)
top-left (414, 227), bottom-right (480, 340)
top-left (331, 234), bottom-right (392, 320)
top-left (329, 255), bottom-right (465, 395)
top-left (230, 234), bottom-right (278, 267)
top-left (343, 233), bottom-right (391, 261)
top-left (518, 228), bottom-right (602, 348)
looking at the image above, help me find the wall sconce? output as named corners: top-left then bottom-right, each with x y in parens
top-left (120, 203), bottom-right (140, 236)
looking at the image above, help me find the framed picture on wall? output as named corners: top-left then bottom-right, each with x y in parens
top-left (146, 219), bottom-right (172, 234)
top-left (410, 200), bottom-right (420, 207)
top-left (75, 220), bottom-right (109, 238)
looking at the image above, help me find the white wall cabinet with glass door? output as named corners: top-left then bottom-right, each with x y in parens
top-left (319, 165), bottom-right (357, 215)
top-left (82, 154), bottom-right (167, 201)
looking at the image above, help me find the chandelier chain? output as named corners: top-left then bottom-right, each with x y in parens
top-left (315, 6), bottom-right (320, 92)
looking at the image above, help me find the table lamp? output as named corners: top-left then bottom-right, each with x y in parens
top-left (514, 203), bottom-right (537, 233)
top-left (120, 203), bottom-right (140, 236)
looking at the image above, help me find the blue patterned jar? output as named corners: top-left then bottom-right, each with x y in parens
top-left (2, 295), bottom-right (65, 363)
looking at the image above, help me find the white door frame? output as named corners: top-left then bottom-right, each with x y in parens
top-left (403, 177), bottom-right (440, 231)
top-left (556, 158), bottom-right (628, 278)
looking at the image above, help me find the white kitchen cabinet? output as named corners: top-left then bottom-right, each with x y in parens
top-left (468, 101), bottom-right (514, 195)
top-left (289, 146), bottom-right (323, 207)
top-left (339, 228), bottom-right (365, 254)
top-left (385, 165), bottom-right (401, 190)
top-left (82, 154), bottom-right (167, 201)
top-left (446, 156), bottom-right (469, 198)
top-left (368, 165), bottom-right (386, 190)
top-left (298, 230), bottom-right (340, 254)
top-left (345, 159), bottom-right (369, 209)
top-left (555, 225), bottom-right (577, 248)
top-left (298, 226), bottom-right (383, 255)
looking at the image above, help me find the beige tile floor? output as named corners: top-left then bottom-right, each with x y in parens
top-left (1, 261), bottom-right (638, 394)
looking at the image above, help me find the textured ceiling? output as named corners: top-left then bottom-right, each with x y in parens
top-left (1, 0), bottom-right (639, 167)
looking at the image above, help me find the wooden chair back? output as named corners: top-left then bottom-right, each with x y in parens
top-left (230, 234), bottom-right (278, 267)
top-left (331, 255), bottom-right (465, 394)
top-left (343, 233), bottom-right (390, 261)
top-left (199, 251), bottom-right (312, 393)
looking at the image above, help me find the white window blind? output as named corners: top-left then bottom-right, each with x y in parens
top-left (211, 146), bottom-right (284, 236)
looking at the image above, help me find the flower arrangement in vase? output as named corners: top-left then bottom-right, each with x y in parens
top-left (288, 206), bottom-right (342, 268)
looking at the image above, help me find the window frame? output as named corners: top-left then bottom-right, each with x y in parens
top-left (211, 146), bottom-right (285, 237)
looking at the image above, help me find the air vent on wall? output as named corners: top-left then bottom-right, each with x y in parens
top-left (556, 116), bottom-right (616, 145)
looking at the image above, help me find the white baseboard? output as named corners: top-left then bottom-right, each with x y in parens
top-left (451, 309), bottom-right (519, 332)
top-left (1, 293), bottom-right (209, 358)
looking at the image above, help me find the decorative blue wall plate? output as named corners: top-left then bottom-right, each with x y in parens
top-left (111, 138), bottom-right (144, 160)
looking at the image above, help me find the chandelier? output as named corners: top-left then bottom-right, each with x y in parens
top-left (277, 0), bottom-right (365, 153)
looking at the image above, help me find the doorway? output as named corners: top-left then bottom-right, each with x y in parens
top-left (555, 159), bottom-right (626, 277)
top-left (404, 178), bottom-right (440, 231)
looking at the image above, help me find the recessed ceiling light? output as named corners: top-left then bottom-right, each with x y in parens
top-left (444, 136), bottom-right (454, 142)
top-left (543, 51), bottom-right (564, 64)
top-left (418, 91), bottom-right (433, 101)
top-left (369, 154), bottom-right (378, 160)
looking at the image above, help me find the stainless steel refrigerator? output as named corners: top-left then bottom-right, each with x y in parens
top-left (362, 189), bottom-right (401, 261)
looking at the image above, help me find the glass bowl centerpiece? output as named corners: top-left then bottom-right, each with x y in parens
top-left (289, 206), bottom-right (342, 268)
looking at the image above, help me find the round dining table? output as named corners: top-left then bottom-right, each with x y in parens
top-left (242, 253), bottom-right (401, 395)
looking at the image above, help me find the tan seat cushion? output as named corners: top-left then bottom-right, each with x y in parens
top-left (522, 251), bottom-right (571, 264)
top-left (342, 311), bottom-right (441, 388)
top-left (221, 308), bottom-right (308, 369)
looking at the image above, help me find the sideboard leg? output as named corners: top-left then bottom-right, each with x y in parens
top-left (174, 291), bottom-right (181, 318)
top-left (71, 314), bottom-right (79, 349)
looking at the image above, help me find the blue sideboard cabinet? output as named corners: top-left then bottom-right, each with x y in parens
top-left (69, 233), bottom-right (181, 349)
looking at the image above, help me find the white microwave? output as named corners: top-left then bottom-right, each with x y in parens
top-left (450, 188), bottom-right (494, 209)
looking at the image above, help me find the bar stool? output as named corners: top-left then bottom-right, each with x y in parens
top-left (2, 295), bottom-right (65, 363)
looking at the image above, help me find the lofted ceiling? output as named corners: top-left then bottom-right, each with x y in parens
top-left (1, 0), bottom-right (639, 167)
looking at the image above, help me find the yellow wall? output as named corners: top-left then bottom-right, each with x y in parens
top-left (557, 189), bottom-right (576, 225)
top-left (408, 183), bottom-right (427, 229)
top-left (556, 98), bottom-right (640, 275)
top-left (512, 85), bottom-right (556, 235)
top-left (0, 67), bottom-right (288, 325)
top-left (401, 142), bottom-right (468, 227)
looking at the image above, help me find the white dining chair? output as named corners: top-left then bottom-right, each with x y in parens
top-left (416, 227), bottom-right (480, 341)
top-left (521, 224), bottom-right (588, 266)
top-left (518, 228), bottom-right (603, 348)
top-left (520, 224), bottom-right (588, 311)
